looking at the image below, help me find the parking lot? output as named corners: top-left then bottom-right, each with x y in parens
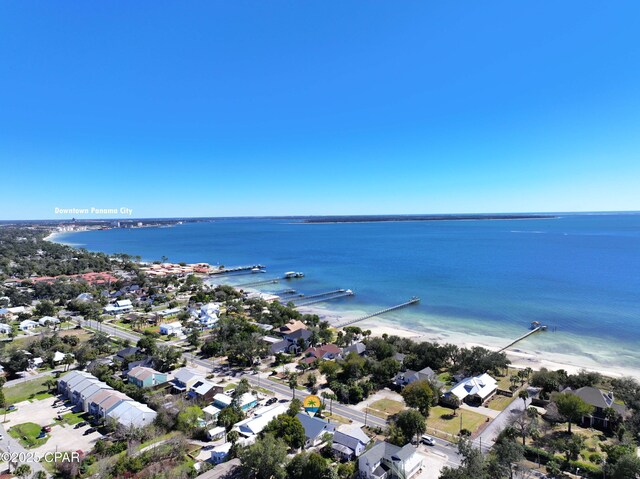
top-left (2, 396), bottom-right (102, 454)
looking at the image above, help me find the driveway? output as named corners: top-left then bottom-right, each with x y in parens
top-left (474, 396), bottom-right (530, 451)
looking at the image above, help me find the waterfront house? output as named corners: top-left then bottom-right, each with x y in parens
top-left (562, 386), bottom-right (629, 430)
top-left (127, 366), bottom-right (168, 388)
top-left (19, 319), bottom-right (38, 331)
top-left (343, 342), bottom-right (367, 356)
top-left (232, 403), bottom-right (287, 438)
top-left (358, 440), bottom-right (424, 479)
top-left (279, 319), bottom-right (307, 335)
top-left (332, 425), bottom-right (371, 460)
top-left (296, 412), bottom-right (336, 448)
top-left (445, 373), bottom-right (497, 406)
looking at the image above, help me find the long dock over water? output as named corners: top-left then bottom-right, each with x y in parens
top-left (498, 325), bottom-right (545, 352)
top-left (295, 290), bottom-right (355, 307)
top-left (334, 297), bottom-right (420, 328)
top-left (234, 278), bottom-right (280, 288)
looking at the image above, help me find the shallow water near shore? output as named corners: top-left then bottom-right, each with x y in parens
top-left (54, 214), bottom-right (640, 376)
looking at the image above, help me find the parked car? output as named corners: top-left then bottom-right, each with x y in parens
top-left (420, 435), bottom-right (435, 446)
top-left (37, 431), bottom-right (47, 439)
top-left (42, 426), bottom-right (52, 432)
top-left (265, 397), bottom-right (278, 406)
top-left (225, 388), bottom-right (235, 396)
top-left (84, 427), bottom-right (97, 435)
top-left (7, 405), bottom-right (16, 411)
top-left (75, 421), bottom-right (88, 429)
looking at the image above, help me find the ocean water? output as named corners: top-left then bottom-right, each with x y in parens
top-left (55, 214), bottom-right (640, 371)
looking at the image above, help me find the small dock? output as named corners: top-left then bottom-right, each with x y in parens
top-left (498, 323), bottom-right (546, 352)
top-left (334, 297), bottom-right (420, 328)
top-left (209, 264), bottom-right (266, 276)
top-left (295, 289), bottom-right (354, 307)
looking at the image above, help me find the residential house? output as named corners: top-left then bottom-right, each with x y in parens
top-left (562, 386), bottom-right (629, 430)
top-left (187, 379), bottom-right (222, 402)
top-left (108, 400), bottom-right (157, 428)
top-left (213, 392), bottom-right (258, 412)
top-left (19, 319), bottom-right (38, 331)
top-left (207, 425), bottom-right (226, 441)
top-left (171, 368), bottom-right (205, 393)
top-left (279, 319), bottom-right (307, 335)
top-left (75, 293), bottom-right (94, 302)
top-left (232, 404), bottom-right (287, 438)
top-left (127, 366), bottom-right (168, 388)
top-left (302, 344), bottom-right (342, 365)
top-left (296, 412), bottom-right (336, 448)
top-left (104, 299), bottom-right (134, 315)
top-left (38, 316), bottom-right (60, 326)
top-left (343, 342), bottom-right (367, 356)
top-left (0, 323), bottom-right (12, 334)
top-left (393, 366), bottom-right (438, 388)
top-left (358, 441), bottom-right (424, 479)
top-left (332, 425), bottom-right (371, 460)
top-left (211, 442), bottom-right (233, 464)
top-left (203, 404), bottom-right (223, 423)
top-left (159, 321), bottom-right (183, 336)
top-left (115, 346), bottom-right (140, 363)
top-left (445, 373), bottom-right (498, 406)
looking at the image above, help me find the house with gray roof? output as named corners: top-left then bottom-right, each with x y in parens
top-left (358, 440), bottom-right (424, 479)
top-left (343, 342), bottom-right (367, 356)
top-left (332, 425), bottom-right (371, 460)
top-left (393, 366), bottom-right (438, 389)
top-left (296, 413), bottom-right (336, 448)
top-left (562, 386), bottom-right (630, 430)
top-left (127, 366), bottom-right (167, 388)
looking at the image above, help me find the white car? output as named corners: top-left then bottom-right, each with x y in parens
top-left (420, 434), bottom-right (435, 446)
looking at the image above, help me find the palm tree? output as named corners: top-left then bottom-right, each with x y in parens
top-left (227, 429), bottom-right (239, 444)
top-left (44, 378), bottom-right (57, 392)
top-left (321, 392), bottom-right (336, 416)
top-left (288, 373), bottom-right (299, 400)
top-left (62, 354), bottom-right (74, 371)
top-left (518, 389), bottom-right (529, 409)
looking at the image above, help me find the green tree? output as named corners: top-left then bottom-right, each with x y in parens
top-left (394, 408), bottom-right (426, 446)
top-left (186, 329), bottom-right (201, 349)
top-left (176, 406), bottom-right (203, 432)
top-left (552, 392), bottom-right (594, 433)
top-left (239, 434), bottom-right (288, 479)
top-left (263, 414), bottom-right (306, 450)
top-left (287, 452), bottom-right (334, 479)
top-left (218, 406), bottom-right (245, 431)
top-left (288, 372), bottom-right (299, 399)
top-left (402, 379), bottom-right (435, 417)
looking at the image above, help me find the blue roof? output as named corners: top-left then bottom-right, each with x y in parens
top-left (296, 413), bottom-right (335, 440)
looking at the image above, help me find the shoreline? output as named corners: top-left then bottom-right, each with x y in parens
top-left (297, 303), bottom-right (640, 379)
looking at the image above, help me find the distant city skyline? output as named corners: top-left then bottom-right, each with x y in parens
top-left (2, 1), bottom-right (640, 220)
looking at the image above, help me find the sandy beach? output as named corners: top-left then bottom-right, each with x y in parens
top-left (297, 304), bottom-right (640, 380)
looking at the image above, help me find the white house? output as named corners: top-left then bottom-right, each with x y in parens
top-left (0, 323), bottom-right (12, 334)
top-left (104, 299), bottom-right (134, 315)
top-left (38, 316), bottom-right (60, 326)
top-left (207, 425), bottom-right (226, 441)
top-left (358, 441), bottom-right (424, 479)
top-left (211, 442), bottom-right (233, 464)
top-left (19, 319), bottom-right (38, 331)
top-left (446, 373), bottom-right (498, 406)
top-left (232, 404), bottom-right (287, 438)
top-left (159, 321), bottom-right (183, 336)
top-left (332, 425), bottom-right (371, 460)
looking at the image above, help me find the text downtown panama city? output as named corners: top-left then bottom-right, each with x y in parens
top-left (54, 207), bottom-right (134, 216)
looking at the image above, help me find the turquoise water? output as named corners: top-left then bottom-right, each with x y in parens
top-left (55, 214), bottom-right (640, 370)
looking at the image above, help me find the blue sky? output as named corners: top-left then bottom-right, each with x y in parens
top-left (1, 1), bottom-right (639, 219)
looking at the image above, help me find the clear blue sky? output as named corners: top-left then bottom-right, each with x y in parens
top-left (2, 1), bottom-right (640, 219)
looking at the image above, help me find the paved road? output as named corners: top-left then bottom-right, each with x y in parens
top-left (0, 423), bottom-right (47, 476)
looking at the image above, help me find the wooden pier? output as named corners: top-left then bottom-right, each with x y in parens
top-left (234, 278), bottom-right (280, 288)
top-left (209, 264), bottom-right (266, 275)
top-left (294, 289), bottom-right (348, 301)
top-left (295, 290), bottom-right (355, 307)
top-left (498, 325), bottom-right (545, 352)
top-left (334, 297), bottom-right (420, 328)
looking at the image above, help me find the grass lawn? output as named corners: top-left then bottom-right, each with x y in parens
top-left (527, 422), bottom-right (613, 465)
top-left (427, 405), bottom-right (487, 440)
top-left (57, 411), bottom-right (86, 426)
top-left (5, 376), bottom-right (55, 404)
top-left (366, 399), bottom-right (405, 419)
top-left (8, 422), bottom-right (49, 448)
top-left (223, 382), bottom-right (238, 391)
top-left (322, 412), bottom-right (352, 425)
top-left (486, 394), bottom-right (514, 411)
top-left (495, 368), bottom-right (525, 390)
top-left (437, 372), bottom-right (454, 387)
